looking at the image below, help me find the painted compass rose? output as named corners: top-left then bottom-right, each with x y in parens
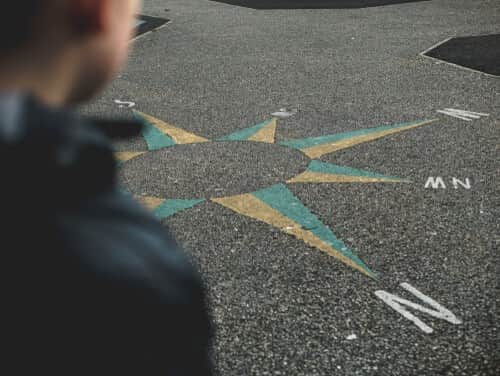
top-left (117, 111), bottom-right (437, 279)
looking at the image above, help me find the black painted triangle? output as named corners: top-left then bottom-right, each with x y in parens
top-left (135, 15), bottom-right (169, 38)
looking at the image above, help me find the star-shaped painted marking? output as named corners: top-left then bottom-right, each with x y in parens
top-left (117, 111), bottom-right (438, 279)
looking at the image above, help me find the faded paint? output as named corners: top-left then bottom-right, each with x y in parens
top-left (136, 196), bottom-right (165, 211)
top-left (280, 119), bottom-right (437, 159)
top-left (136, 196), bottom-right (204, 219)
top-left (134, 110), bottom-right (208, 150)
top-left (247, 118), bottom-right (278, 143)
top-left (288, 161), bottom-right (408, 183)
top-left (115, 151), bottom-right (146, 163)
top-left (154, 199), bottom-right (205, 219)
top-left (288, 171), bottom-right (405, 183)
top-left (213, 184), bottom-right (376, 278)
top-left (219, 118), bottom-right (277, 142)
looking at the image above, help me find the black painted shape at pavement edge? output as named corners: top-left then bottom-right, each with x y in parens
top-left (210, 0), bottom-right (430, 9)
top-left (135, 15), bottom-right (169, 37)
top-left (424, 34), bottom-right (500, 76)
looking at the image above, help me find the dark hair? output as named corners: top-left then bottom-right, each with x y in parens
top-left (0, 1), bottom-right (41, 51)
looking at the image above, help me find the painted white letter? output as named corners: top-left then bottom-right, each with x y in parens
top-left (425, 177), bottom-right (446, 189)
top-left (452, 178), bottom-right (471, 190)
top-left (375, 283), bottom-right (462, 334)
top-left (437, 108), bottom-right (489, 121)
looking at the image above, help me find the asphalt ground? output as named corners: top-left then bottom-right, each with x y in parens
top-left (82, 0), bottom-right (500, 374)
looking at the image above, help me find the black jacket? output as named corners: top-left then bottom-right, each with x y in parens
top-left (0, 94), bottom-right (212, 375)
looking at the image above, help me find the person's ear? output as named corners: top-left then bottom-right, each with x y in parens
top-left (69, 0), bottom-right (111, 35)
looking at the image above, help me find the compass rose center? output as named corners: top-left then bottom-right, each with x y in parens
top-left (119, 141), bottom-right (310, 199)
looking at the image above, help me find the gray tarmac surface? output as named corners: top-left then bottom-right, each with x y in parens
top-left (83, 0), bottom-right (500, 374)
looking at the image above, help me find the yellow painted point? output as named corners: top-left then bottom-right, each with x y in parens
top-left (301, 119), bottom-right (439, 159)
top-left (248, 118), bottom-right (278, 143)
top-left (287, 171), bottom-right (408, 184)
top-left (114, 151), bottom-right (146, 163)
top-left (134, 110), bottom-right (209, 144)
top-left (212, 194), bottom-right (375, 278)
top-left (136, 196), bottom-right (165, 211)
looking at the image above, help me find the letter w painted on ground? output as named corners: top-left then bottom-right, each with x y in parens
top-left (375, 283), bottom-right (462, 334)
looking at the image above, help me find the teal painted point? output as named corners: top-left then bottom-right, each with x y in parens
top-left (118, 188), bottom-right (133, 197)
top-left (133, 112), bottom-right (176, 151)
top-left (307, 160), bottom-right (407, 181)
top-left (280, 120), bottom-right (429, 150)
top-left (218, 119), bottom-right (273, 141)
top-left (154, 199), bottom-right (205, 219)
top-left (252, 184), bottom-right (375, 276)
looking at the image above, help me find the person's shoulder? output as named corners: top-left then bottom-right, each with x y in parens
top-left (57, 189), bottom-right (203, 300)
top-left (53, 190), bottom-right (212, 375)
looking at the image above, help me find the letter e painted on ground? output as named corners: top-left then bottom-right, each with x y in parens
top-left (437, 108), bottom-right (489, 121)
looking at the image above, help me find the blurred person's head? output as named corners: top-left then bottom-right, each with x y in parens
top-left (0, 0), bottom-right (141, 106)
